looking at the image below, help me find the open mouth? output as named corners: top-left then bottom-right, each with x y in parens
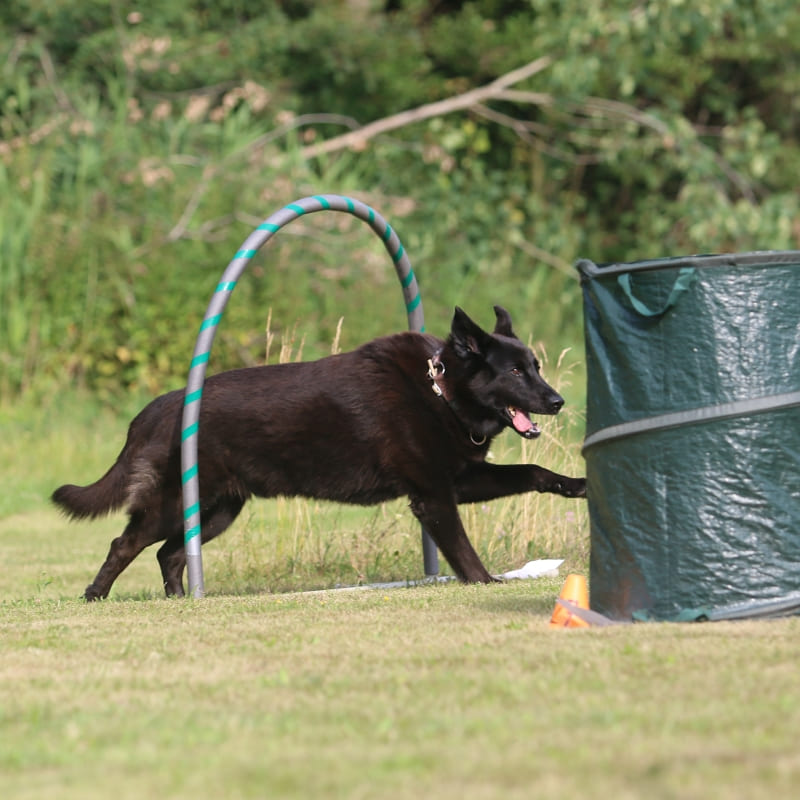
top-left (507, 406), bottom-right (541, 439)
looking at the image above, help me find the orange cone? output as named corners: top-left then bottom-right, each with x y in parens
top-left (549, 574), bottom-right (590, 628)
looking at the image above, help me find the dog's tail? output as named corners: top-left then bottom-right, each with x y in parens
top-left (52, 457), bottom-right (130, 520)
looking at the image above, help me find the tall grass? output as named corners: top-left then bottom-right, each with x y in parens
top-left (0, 161), bottom-right (48, 396)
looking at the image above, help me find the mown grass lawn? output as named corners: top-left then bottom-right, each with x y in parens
top-left (2, 577), bottom-right (800, 800)
top-left (2, 398), bottom-right (799, 799)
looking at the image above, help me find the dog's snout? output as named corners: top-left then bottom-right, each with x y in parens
top-left (549, 394), bottom-right (564, 414)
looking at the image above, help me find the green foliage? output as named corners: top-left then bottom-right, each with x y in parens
top-left (0, 0), bottom-right (798, 399)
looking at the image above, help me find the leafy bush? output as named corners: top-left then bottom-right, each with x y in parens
top-left (1, 0), bottom-right (797, 400)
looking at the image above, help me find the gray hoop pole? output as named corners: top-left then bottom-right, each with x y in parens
top-left (180, 194), bottom-right (439, 597)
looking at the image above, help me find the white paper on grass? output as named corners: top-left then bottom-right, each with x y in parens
top-left (498, 559), bottom-right (564, 580)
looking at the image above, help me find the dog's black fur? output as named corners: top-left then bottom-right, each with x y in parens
top-left (52, 306), bottom-right (585, 600)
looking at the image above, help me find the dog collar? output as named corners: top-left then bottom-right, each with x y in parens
top-left (426, 351), bottom-right (487, 446)
top-left (426, 351), bottom-right (446, 398)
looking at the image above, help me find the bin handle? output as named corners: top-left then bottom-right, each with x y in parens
top-left (617, 267), bottom-right (696, 317)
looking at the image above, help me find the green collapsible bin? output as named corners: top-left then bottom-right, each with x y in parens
top-left (577, 251), bottom-right (800, 621)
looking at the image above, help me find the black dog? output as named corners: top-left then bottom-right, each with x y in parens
top-left (53, 306), bottom-right (585, 599)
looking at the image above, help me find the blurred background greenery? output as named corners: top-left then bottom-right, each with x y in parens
top-left (1, 0), bottom-right (798, 404)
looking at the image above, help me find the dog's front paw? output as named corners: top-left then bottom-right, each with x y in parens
top-left (556, 477), bottom-right (586, 498)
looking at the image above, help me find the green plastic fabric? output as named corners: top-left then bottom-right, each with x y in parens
top-left (576, 252), bottom-right (800, 621)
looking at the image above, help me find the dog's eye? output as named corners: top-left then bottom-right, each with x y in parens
top-left (510, 367), bottom-right (522, 377)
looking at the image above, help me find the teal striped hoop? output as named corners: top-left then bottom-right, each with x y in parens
top-left (181, 194), bottom-right (426, 597)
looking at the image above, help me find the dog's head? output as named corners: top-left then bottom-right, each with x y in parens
top-left (447, 305), bottom-right (564, 439)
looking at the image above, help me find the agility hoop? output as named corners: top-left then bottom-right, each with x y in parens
top-left (180, 194), bottom-right (434, 597)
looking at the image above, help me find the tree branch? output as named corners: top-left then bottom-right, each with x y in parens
top-left (291, 56), bottom-right (553, 162)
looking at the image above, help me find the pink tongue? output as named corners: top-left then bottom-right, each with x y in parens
top-left (512, 409), bottom-right (534, 433)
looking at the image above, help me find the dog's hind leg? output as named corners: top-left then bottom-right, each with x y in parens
top-left (85, 509), bottom-right (166, 601)
top-left (156, 534), bottom-right (188, 598)
top-left (156, 495), bottom-right (245, 597)
top-left (409, 493), bottom-right (497, 583)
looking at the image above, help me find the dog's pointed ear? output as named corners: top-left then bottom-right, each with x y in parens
top-left (450, 307), bottom-right (491, 358)
top-left (493, 305), bottom-right (515, 337)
